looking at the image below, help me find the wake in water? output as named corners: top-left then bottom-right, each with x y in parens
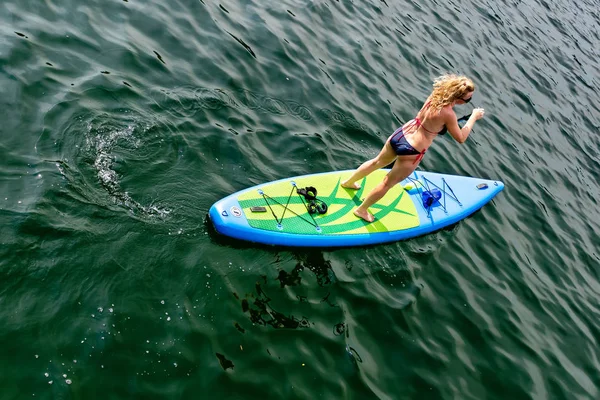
top-left (38, 98), bottom-right (172, 220)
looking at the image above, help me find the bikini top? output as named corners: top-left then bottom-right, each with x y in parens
top-left (413, 117), bottom-right (447, 135)
top-left (412, 101), bottom-right (447, 135)
top-left (412, 102), bottom-right (473, 136)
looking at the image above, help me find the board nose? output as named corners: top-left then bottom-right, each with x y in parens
top-left (208, 203), bottom-right (226, 226)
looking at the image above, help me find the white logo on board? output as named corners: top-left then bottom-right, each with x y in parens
top-left (230, 206), bottom-right (242, 217)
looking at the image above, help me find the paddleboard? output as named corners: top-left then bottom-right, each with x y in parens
top-left (208, 169), bottom-right (504, 247)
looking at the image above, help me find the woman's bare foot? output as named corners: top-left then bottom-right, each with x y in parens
top-left (341, 181), bottom-right (361, 190)
top-left (353, 208), bottom-right (374, 223)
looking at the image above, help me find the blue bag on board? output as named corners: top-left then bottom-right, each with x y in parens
top-left (421, 188), bottom-right (442, 208)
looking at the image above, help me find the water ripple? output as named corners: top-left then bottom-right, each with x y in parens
top-left (1, 0), bottom-right (600, 398)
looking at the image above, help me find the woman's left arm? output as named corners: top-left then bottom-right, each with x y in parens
top-left (446, 108), bottom-right (484, 143)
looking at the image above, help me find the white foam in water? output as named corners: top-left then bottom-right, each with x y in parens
top-left (84, 122), bottom-right (171, 219)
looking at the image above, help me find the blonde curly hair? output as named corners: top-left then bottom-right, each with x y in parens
top-left (427, 74), bottom-right (475, 114)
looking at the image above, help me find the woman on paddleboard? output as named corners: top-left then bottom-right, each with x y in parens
top-left (341, 74), bottom-right (486, 222)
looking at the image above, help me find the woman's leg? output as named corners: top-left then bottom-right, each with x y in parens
top-left (354, 156), bottom-right (421, 222)
top-left (341, 141), bottom-right (397, 190)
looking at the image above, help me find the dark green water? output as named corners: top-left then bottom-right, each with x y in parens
top-left (2, 0), bottom-right (599, 398)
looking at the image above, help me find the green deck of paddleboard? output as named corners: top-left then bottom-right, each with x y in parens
top-left (237, 170), bottom-right (419, 235)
